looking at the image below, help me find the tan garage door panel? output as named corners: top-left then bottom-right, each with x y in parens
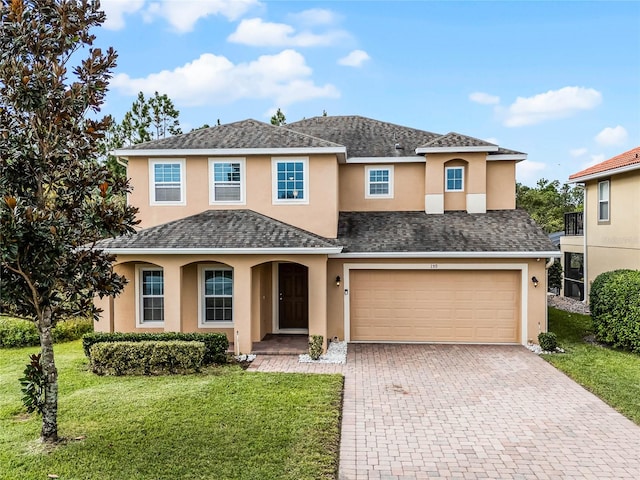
top-left (350, 270), bottom-right (519, 343)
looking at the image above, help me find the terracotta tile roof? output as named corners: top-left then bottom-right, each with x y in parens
top-left (569, 146), bottom-right (640, 180)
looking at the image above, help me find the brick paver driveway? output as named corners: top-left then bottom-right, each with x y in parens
top-left (250, 344), bottom-right (640, 479)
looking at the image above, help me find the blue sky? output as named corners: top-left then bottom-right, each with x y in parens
top-left (96, 1), bottom-right (640, 185)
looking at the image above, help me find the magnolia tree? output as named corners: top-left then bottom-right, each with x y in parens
top-left (0, 0), bottom-right (138, 442)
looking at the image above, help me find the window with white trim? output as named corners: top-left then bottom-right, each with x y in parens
top-left (139, 268), bottom-right (164, 324)
top-left (209, 159), bottom-right (245, 204)
top-left (150, 159), bottom-right (185, 204)
top-left (598, 180), bottom-right (609, 222)
top-left (201, 267), bottom-right (233, 325)
top-left (365, 166), bottom-right (394, 198)
top-left (445, 166), bottom-right (464, 192)
top-left (272, 158), bottom-right (309, 204)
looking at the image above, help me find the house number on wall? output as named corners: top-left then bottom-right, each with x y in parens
top-left (430, 264), bottom-right (438, 269)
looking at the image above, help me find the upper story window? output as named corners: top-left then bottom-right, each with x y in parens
top-left (598, 180), bottom-right (609, 222)
top-left (209, 158), bottom-right (245, 204)
top-left (137, 266), bottom-right (164, 326)
top-left (445, 166), bottom-right (464, 192)
top-left (272, 157), bottom-right (309, 204)
top-left (149, 159), bottom-right (185, 205)
top-left (199, 265), bottom-right (234, 327)
top-left (365, 166), bottom-right (394, 199)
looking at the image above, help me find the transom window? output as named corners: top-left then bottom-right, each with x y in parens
top-left (445, 166), bottom-right (464, 192)
top-left (365, 166), bottom-right (394, 198)
top-left (210, 159), bottom-right (245, 204)
top-left (150, 159), bottom-right (185, 204)
top-left (139, 268), bottom-right (164, 324)
top-left (598, 180), bottom-right (609, 222)
top-left (202, 268), bottom-right (233, 324)
top-left (272, 158), bottom-right (308, 204)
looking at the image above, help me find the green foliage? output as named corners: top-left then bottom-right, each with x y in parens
top-left (19, 353), bottom-right (45, 414)
top-left (590, 269), bottom-right (640, 353)
top-left (308, 335), bottom-right (323, 360)
top-left (516, 178), bottom-right (583, 233)
top-left (90, 341), bottom-right (205, 375)
top-left (538, 332), bottom-right (558, 352)
top-left (270, 107), bottom-right (287, 126)
top-left (83, 332), bottom-right (229, 364)
top-left (548, 260), bottom-right (563, 292)
top-left (0, 316), bottom-right (93, 348)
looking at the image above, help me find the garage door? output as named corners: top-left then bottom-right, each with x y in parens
top-left (350, 270), bottom-right (520, 343)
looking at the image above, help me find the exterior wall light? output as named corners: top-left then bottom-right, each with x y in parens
top-left (531, 276), bottom-right (539, 288)
top-left (336, 275), bottom-right (341, 287)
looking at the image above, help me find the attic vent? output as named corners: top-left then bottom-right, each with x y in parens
top-left (395, 143), bottom-right (404, 150)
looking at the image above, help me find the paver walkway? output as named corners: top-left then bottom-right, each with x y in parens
top-left (249, 344), bottom-right (640, 479)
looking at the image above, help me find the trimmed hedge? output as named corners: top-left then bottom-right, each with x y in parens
top-left (82, 332), bottom-right (229, 364)
top-left (89, 341), bottom-right (205, 375)
top-left (0, 316), bottom-right (94, 348)
top-left (590, 269), bottom-right (640, 353)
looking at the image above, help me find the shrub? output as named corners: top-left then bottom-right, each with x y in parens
top-left (82, 332), bottom-right (229, 364)
top-left (0, 316), bottom-right (93, 348)
top-left (590, 269), bottom-right (640, 353)
top-left (547, 260), bottom-right (563, 293)
top-left (89, 341), bottom-right (205, 375)
top-left (308, 335), bottom-right (323, 360)
top-left (19, 353), bottom-right (45, 414)
top-left (538, 332), bottom-right (558, 352)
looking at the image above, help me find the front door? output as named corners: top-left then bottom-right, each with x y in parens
top-left (278, 263), bottom-right (309, 330)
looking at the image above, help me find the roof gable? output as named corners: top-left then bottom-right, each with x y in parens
top-left (569, 146), bottom-right (640, 181)
top-left (416, 132), bottom-right (499, 153)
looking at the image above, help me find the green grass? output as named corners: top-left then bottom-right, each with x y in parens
top-left (0, 341), bottom-right (343, 480)
top-left (544, 307), bottom-right (640, 425)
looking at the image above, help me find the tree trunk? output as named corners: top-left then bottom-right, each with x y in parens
top-left (38, 307), bottom-right (58, 443)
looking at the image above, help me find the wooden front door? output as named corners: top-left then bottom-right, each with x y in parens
top-left (278, 263), bottom-right (309, 330)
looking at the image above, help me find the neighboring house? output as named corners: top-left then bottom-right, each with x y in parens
top-left (560, 146), bottom-right (640, 302)
top-left (94, 116), bottom-right (558, 353)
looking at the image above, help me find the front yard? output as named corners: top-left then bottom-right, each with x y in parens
top-left (545, 306), bottom-right (640, 425)
top-left (0, 341), bottom-right (343, 480)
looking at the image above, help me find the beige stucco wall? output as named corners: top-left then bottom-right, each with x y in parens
top-left (338, 163), bottom-right (425, 211)
top-left (127, 154), bottom-right (339, 238)
top-left (583, 171), bottom-right (640, 296)
top-left (486, 161), bottom-right (516, 210)
top-left (327, 257), bottom-right (549, 344)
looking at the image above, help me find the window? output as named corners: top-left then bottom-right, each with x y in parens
top-left (365, 166), bottom-right (394, 198)
top-left (272, 158), bottom-right (308, 204)
top-left (150, 159), bottom-right (185, 204)
top-left (210, 159), bottom-right (245, 204)
top-left (445, 166), bottom-right (464, 192)
top-left (139, 268), bottom-right (164, 325)
top-left (200, 267), bottom-right (233, 326)
top-left (598, 180), bottom-right (609, 222)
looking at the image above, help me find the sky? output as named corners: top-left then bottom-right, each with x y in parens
top-left (94, 0), bottom-right (640, 186)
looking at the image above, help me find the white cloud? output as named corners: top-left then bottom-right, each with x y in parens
top-left (289, 8), bottom-right (340, 26)
top-left (503, 86), bottom-right (602, 127)
top-left (338, 50), bottom-right (370, 67)
top-left (143, 0), bottom-right (260, 33)
top-left (484, 137), bottom-right (499, 145)
top-left (469, 92), bottom-right (500, 105)
top-left (228, 17), bottom-right (348, 46)
top-left (101, 0), bottom-right (145, 30)
top-left (516, 160), bottom-right (546, 185)
top-left (595, 125), bottom-right (628, 146)
top-left (111, 49), bottom-right (339, 107)
top-left (570, 147), bottom-right (588, 157)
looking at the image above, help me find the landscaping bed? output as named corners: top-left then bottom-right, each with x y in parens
top-left (0, 341), bottom-right (343, 479)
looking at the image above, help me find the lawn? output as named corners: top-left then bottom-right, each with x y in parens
top-left (0, 341), bottom-right (343, 480)
top-left (545, 307), bottom-right (640, 425)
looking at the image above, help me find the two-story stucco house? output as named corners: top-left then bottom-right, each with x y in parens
top-left (560, 146), bottom-right (640, 302)
top-left (94, 116), bottom-right (558, 353)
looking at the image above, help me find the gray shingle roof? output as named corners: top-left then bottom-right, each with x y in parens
top-left (418, 132), bottom-right (498, 149)
top-left (123, 119), bottom-right (343, 150)
top-left (337, 210), bottom-right (556, 253)
top-left (287, 115), bottom-right (440, 158)
top-left (95, 210), bottom-right (337, 250)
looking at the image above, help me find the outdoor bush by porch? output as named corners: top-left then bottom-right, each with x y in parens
top-left (0, 341), bottom-right (343, 479)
